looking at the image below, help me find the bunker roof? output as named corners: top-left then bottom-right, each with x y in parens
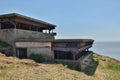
top-left (15, 39), bottom-right (94, 43)
top-left (0, 13), bottom-right (56, 29)
top-left (53, 39), bottom-right (94, 43)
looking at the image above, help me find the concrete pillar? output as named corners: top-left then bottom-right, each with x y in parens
top-left (49, 29), bottom-right (51, 34)
top-left (73, 54), bottom-right (76, 60)
top-left (87, 49), bottom-right (89, 51)
top-left (16, 48), bottom-right (19, 57)
top-left (13, 24), bottom-right (17, 56)
top-left (12, 42), bottom-right (16, 57)
top-left (0, 23), bottom-right (1, 29)
top-left (72, 52), bottom-right (76, 60)
top-left (14, 24), bottom-right (17, 36)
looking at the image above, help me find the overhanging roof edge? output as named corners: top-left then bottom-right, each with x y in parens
top-left (0, 13), bottom-right (56, 28)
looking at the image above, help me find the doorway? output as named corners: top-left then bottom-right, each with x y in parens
top-left (17, 48), bottom-right (27, 59)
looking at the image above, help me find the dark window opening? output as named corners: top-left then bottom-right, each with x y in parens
top-left (54, 51), bottom-right (73, 60)
top-left (75, 51), bottom-right (90, 60)
top-left (1, 23), bottom-right (14, 29)
top-left (0, 23), bottom-right (50, 33)
top-left (38, 27), bottom-right (43, 32)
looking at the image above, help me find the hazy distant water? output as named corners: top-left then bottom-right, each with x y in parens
top-left (90, 42), bottom-right (120, 61)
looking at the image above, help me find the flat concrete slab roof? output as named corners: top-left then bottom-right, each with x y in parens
top-left (15, 39), bottom-right (94, 43)
top-left (0, 13), bottom-right (56, 28)
top-left (53, 39), bottom-right (94, 43)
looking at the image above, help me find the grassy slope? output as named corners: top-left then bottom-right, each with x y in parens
top-left (0, 53), bottom-right (120, 80)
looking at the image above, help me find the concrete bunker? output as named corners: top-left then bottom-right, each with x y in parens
top-left (0, 13), bottom-right (94, 69)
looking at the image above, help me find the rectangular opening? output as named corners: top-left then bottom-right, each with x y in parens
top-left (54, 51), bottom-right (73, 60)
top-left (17, 48), bottom-right (27, 59)
top-left (75, 51), bottom-right (90, 60)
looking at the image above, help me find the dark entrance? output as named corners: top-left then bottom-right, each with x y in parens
top-left (54, 51), bottom-right (73, 60)
top-left (17, 48), bottom-right (27, 59)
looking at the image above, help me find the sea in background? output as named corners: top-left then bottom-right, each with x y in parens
top-left (90, 42), bottom-right (120, 61)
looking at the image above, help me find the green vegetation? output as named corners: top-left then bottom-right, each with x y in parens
top-left (107, 63), bottom-right (120, 71)
top-left (29, 53), bottom-right (45, 63)
top-left (0, 41), bottom-right (10, 47)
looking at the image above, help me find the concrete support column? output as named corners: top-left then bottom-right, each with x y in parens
top-left (13, 23), bottom-right (17, 36)
top-left (13, 47), bottom-right (16, 57)
top-left (49, 29), bottom-right (51, 34)
top-left (0, 23), bottom-right (1, 29)
top-left (16, 48), bottom-right (19, 57)
top-left (73, 54), bottom-right (76, 60)
top-left (13, 24), bottom-right (17, 56)
top-left (85, 49), bottom-right (88, 51)
top-left (72, 52), bottom-right (76, 60)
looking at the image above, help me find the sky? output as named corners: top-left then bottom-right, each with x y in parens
top-left (0, 0), bottom-right (120, 41)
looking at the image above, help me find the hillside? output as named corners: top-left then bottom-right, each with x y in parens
top-left (0, 53), bottom-right (120, 80)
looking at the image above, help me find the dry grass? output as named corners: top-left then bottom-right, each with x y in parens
top-left (0, 53), bottom-right (120, 80)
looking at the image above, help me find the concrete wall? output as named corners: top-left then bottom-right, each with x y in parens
top-left (16, 41), bottom-right (51, 48)
top-left (55, 52), bottom-right (93, 70)
top-left (0, 29), bottom-right (15, 45)
top-left (16, 41), bottom-right (54, 61)
top-left (15, 29), bottom-right (54, 40)
top-left (0, 29), bottom-right (54, 45)
top-left (0, 23), bottom-right (1, 29)
top-left (28, 47), bottom-right (54, 61)
top-left (0, 29), bottom-right (55, 59)
top-left (80, 53), bottom-right (93, 70)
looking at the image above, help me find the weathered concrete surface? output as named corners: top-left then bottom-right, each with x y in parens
top-left (16, 41), bottom-right (54, 61)
top-left (28, 47), bottom-right (54, 61)
top-left (0, 29), bottom-right (54, 45)
top-left (0, 23), bottom-right (1, 29)
top-left (15, 29), bottom-right (54, 40)
top-left (0, 29), bottom-right (15, 45)
top-left (80, 53), bottom-right (93, 70)
top-left (0, 29), bottom-right (55, 60)
top-left (16, 42), bottom-right (51, 48)
top-left (55, 52), bottom-right (93, 70)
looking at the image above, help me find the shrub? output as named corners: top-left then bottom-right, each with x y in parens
top-left (29, 54), bottom-right (45, 63)
top-left (0, 41), bottom-right (10, 47)
top-left (75, 65), bottom-right (81, 71)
